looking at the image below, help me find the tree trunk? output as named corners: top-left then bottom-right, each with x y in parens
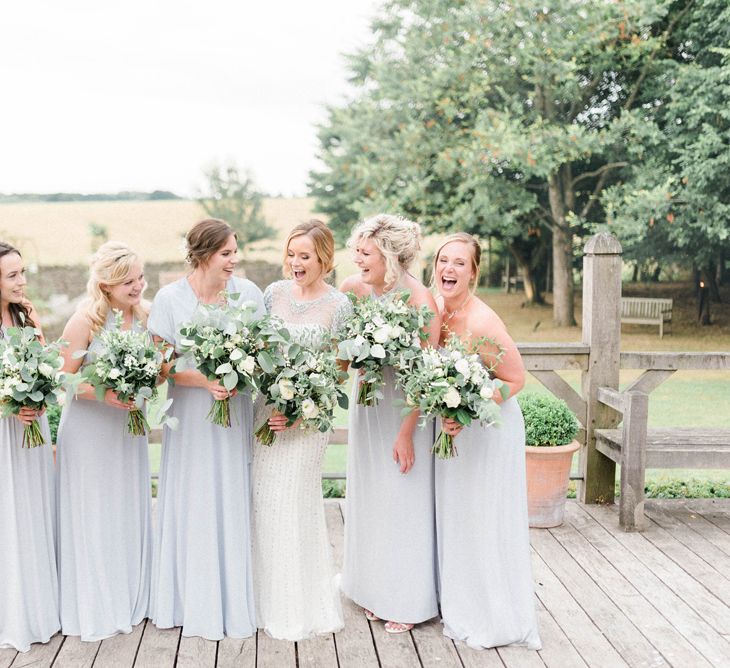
top-left (508, 243), bottom-right (544, 305)
top-left (548, 172), bottom-right (576, 326)
top-left (704, 264), bottom-right (722, 303)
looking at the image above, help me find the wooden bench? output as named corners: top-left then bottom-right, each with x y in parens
top-left (595, 351), bottom-right (730, 530)
top-left (620, 297), bottom-right (673, 338)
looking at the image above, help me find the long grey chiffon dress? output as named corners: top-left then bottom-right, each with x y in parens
top-left (342, 365), bottom-right (438, 624)
top-left (56, 312), bottom-right (152, 640)
top-left (0, 390), bottom-right (59, 651)
top-left (147, 276), bottom-right (264, 640)
top-left (435, 397), bottom-right (542, 650)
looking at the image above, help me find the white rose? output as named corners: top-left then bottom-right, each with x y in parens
top-left (444, 386), bottom-right (461, 408)
top-left (373, 325), bottom-right (391, 344)
top-left (278, 379), bottom-right (295, 401)
top-left (370, 344), bottom-right (386, 359)
top-left (480, 384), bottom-right (494, 400)
top-left (390, 325), bottom-right (404, 339)
top-left (108, 368), bottom-right (122, 380)
top-left (454, 359), bottom-right (470, 376)
top-left (471, 370), bottom-right (483, 385)
top-left (240, 355), bottom-right (256, 375)
top-left (301, 398), bottom-right (319, 419)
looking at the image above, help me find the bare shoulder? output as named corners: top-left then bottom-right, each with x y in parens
top-left (403, 275), bottom-right (437, 310)
top-left (466, 298), bottom-right (509, 339)
top-left (62, 305), bottom-right (92, 341)
top-left (339, 275), bottom-right (368, 298)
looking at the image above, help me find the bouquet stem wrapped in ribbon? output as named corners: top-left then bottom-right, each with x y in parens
top-left (176, 296), bottom-right (265, 428)
top-left (255, 318), bottom-right (348, 445)
top-left (337, 290), bottom-right (433, 406)
top-left (399, 335), bottom-right (507, 458)
top-left (0, 325), bottom-right (66, 448)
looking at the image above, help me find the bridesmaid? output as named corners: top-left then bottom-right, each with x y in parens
top-left (252, 220), bottom-right (349, 640)
top-left (0, 242), bottom-right (60, 651)
top-left (148, 218), bottom-right (263, 640)
top-left (340, 214), bottom-right (441, 634)
top-left (56, 241), bottom-right (152, 640)
top-left (434, 233), bottom-right (541, 649)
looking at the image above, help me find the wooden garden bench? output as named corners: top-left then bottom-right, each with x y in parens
top-left (620, 297), bottom-right (673, 338)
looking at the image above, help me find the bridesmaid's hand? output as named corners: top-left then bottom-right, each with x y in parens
top-left (205, 380), bottom-right (237, 401)
top-left (14, 406), bottom-right (41, 426)
top-left (442, 417), bottom-right (463, 437)
top-left (393, 435), bottom-right (415, 474)
top-left (267, 410), bottom-right (301, 432)
top-left (104, 389), bottom-right (134, 411)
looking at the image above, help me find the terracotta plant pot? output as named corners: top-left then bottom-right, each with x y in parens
top-left (525, 439), bottom-right (580, 528)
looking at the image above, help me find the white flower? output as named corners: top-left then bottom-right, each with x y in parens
top-left (480, 384), bottom-right (494, 400)
top-left (390, 325), bottom-right (404, 339)
top-left (38, 362), bottom-right (54, 377)
top-left (444, 386), bottom-right (461, 408)
top-left (230, 348), bottom-right (243, 361)
top-left (370, 344), bottom-right (386, 359)
top-left (373, 325), bottom-right (392, 344)
top-left (240, 355), bottom-right (256, 375)
top-left (108, 368), bottom-right (122, 380)
top-left (301, 398), bottom-right (319, 419)
top-left (454, 359), bottom-right (470, 376)
top-left (278, 379), bottom-right (295, 400)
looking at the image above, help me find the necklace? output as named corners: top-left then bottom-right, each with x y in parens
top-left (444, 294), bottom-right (472, 321)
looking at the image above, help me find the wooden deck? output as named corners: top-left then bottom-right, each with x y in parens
top-left (3, 498), bottom-right (730, 667)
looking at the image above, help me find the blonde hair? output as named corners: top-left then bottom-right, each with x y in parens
top-left (185, 219), bottom-right (236, 268)
top-left (432, 232), bottom-right (482, 292)
top-left (282, 219), bottom-right (335, 278)
top-left (347, 214), bottom-right (422, 288)
top-left (84, 241), bottom-right (147, 334)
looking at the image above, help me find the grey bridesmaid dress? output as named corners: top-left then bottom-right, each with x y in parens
top-left (147, 276), bottom-right (264, 640)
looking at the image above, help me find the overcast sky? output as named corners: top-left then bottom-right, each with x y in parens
top-left (0, 1), bottom-right (381, 197)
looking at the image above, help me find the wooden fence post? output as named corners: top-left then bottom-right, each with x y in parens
top-left (580, 233), bottom-right (622, 504)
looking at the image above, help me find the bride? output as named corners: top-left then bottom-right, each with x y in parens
top-left (251, 220), bottom-right (350, 640)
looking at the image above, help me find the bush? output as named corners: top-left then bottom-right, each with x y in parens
top-left (46, 403), bottom-right (62, 444)
top-left (517, 392), bottom-right (579, 447)
top-left (322, 479), bottom-right (345, 498)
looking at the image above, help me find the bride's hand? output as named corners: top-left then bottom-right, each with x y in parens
top-left (442, 417), bottom-right (463, 437)
top-left (268, 410), bottom-right (300, 432)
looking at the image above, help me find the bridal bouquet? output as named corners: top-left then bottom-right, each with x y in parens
top-left (337, 290), bottom-right (433, 406)
top-left (255, 321), bottom-right (348, 445)
top-left (0, 325), bottom-right (66, 447)
top-left (176, 298), bottom-right (264, 427)
top-left (77, 311), bottom-right (175, 436)
top-left (399, 335), bottom-right (506, 458)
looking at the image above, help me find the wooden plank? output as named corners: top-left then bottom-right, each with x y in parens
top-left (518, 343), bottom-right (590, 357)
top-left (529, 547), bottom-right (628, 668)
top-left (496, 644), bottom-right (545, 667)
top-left (580, 234), bottom-right (622, 504)
top-left (369, 622), bottom-right (420, 668)
top-left (562, 504), bottom-right (707, 666)
top-left (216, 636), bottom-right (256, 668)
top-left (531, 525), bottom-right (655, 667)
top-left (682, 499), bottom-right (730, 537)
top-left (595, 387), bottom-right (624, 413)
top-left (530, 371), bottom-right (586, 426)
top-left (52, 636), bottom-right (99, 668)
top-left (325, 501), bottom-right (379, 668)
top-left (0, 649), bottom-right (17, 668)
top-left (256, 631), bottom-right (295, 668)
top-left (581, 503), bottom-right (730, 664)
top-left (93, 621), bottom-right (146, 668)
top-left (296, 634), bottom-right (338, 668)
top-left (672, 502), bottom-right (730, 558)
top-left (623, 369), bottom-right (676, 395)
top-left (8, 634), bottom-right (63, 668)
top-left (619, 351), bottom-right (730, 370)
top-left (618, 391), bottom-right (649, 530)
top-left (453, 641), bottom-right (504, 668)
top-left (175, 636), bottom-right (216, 667)
top-left (533, 609), bottom-right (588, 668)
top-left (133, 624), bottom-right (180, 668)
top-left (522, 356), bottom-right (588, 372)
top-left (638, 505), bottom-right (730, 609)
top-left (409, 617), bottom-right (463, 667)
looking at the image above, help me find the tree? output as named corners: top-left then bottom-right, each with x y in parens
top-left (310, 0), bottom-right (688, 324)
top-left (601, 0), bottom-right (730, 303)
top-left (198, 163), bottom-right (275, 251)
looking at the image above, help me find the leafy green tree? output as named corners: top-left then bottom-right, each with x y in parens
top-left (198, 162), bottom-right (275, 251)
top-left (602, 0), bottom-right (730, 301)
top-left (311, 0), bottom-right (692, 323)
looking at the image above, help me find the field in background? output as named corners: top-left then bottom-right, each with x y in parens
top-left (0, 198), bottom-right (447, 282)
